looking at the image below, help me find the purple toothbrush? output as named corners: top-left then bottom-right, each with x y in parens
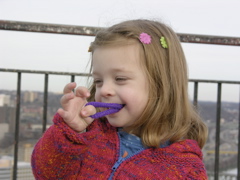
top-left (85, 102), bottom-right (124, 119)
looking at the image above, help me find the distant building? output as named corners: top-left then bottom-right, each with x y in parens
top-left (0, 94), bottom-right (10, 107)
top-left (23, 91), bottom-right (38, 103)
top-left (0, 106), bottom-right (15, 125)
top-left (0, 123), bottom-right (8, 141)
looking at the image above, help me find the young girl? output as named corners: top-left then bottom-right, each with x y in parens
top-left (31, 19), bottom-right (208, 179)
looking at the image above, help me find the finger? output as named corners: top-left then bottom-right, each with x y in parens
top-left (82, 117), bottom-right (95, 128)
top-left (80, 105), bottom-right (97, 118)
top-left (60, 91), bottom-right (74, 105)
top-left (75, 86), bottom-right (90, 98)
top-left (57, 108), bottom-right (67, 119)
top-left (57, 108), bottom-right (77, 122)
top-left (63, 82), bottom-right (77, 94)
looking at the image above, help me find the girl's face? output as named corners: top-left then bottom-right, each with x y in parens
top-left (92, 42), bottom-right (149, 128)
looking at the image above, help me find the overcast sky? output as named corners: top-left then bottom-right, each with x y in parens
top-left (0, 0), bottom-right (240, 102)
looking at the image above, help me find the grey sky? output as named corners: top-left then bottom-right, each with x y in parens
top-left (0, 0), bottom-right (240, 102)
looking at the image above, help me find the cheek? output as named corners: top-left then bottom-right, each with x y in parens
top-left (94, 90), bottom-right (100, 101)
top-left (123, 89), bottom-right (146, 104)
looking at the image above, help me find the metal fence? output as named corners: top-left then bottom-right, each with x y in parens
top-left (1, 20), bottom-right (240, 180)
top-left (0, 165), bottom-right (34, 180)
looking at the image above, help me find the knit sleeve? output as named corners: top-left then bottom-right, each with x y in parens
top-left (31, 113), bottom-right (99, 179)
top-left (186, 166), bottom-right (208, 180)
top-left (173, 139), bottom-right (208, 180)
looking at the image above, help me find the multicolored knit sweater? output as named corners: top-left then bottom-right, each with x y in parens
top-left (31, 113), bottom-right (207, 179)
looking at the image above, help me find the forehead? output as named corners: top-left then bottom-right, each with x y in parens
top-left (92, 43), bottom-right (146, 74)
top-left (93, 41), bottom-right (143, 62)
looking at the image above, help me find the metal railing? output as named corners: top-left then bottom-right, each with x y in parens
top-left (1, 20), bottom-right (240, 180)
top-left (0, 165), bottom-right (34, 180)
top-left (0, 68), bottom-right (239, 180)
top-left (1, 20), bottom-right (240, 46)
top-left (208, 173), bottom-right (238, 180)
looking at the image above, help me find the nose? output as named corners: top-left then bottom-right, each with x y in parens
top-left (99, 81), bottom-right (115, 97)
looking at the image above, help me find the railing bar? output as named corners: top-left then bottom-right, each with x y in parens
top-left (2, 68), bottom-right (240, 85)
top-left (193, 82), bottom-right (198, 107)
top-left (12, 72), bottom-right (21, 180)
top-left (237, 85), bottom-right (240, 179)
top-left (0, 20), bottom-right (240, 46)
top-left (42, 74), bottom-right (49, 133)
top-left (178, 33), bottom-right (240, 46)
top-left (0, 20), bottom-right (100, 37)
top-left (0, 68), bottom-right (89, 76)
top-left (189, 79), bottom-right (240, 84)
top-left (214, 83), bottom-right (222, 180)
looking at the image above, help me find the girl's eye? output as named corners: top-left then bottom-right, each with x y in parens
top-left (116, 77), bottom-right (127, 81)
top-left (94, 79), bottom-right (102, 84)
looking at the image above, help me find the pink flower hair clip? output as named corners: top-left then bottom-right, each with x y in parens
top-left (139, 33), bottom-right (151, 44)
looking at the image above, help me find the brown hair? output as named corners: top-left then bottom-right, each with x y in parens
top-left (88, 19), bottom-right (208, 148)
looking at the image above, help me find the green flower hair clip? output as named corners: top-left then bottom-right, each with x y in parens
top-left (160, 36), bottom-right (168, 49)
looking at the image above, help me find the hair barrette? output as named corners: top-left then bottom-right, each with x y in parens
top-left (88, 42), bottom-right (93, 52)
top-left (88, 47), bottom-right (92, 52)
top-left (139, 33), bottom-right (152, 44)
top-left (85, 102), bottom-right (124, 119)
top-left (160, 36), bottom-right (168, 49)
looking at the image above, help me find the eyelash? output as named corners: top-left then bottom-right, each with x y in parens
top-left (93, 77), bottom-right (127, 84)
top-left (115, 77), bottom-right (127, 81)
top-left (93, 79), bottom-right (102, 84)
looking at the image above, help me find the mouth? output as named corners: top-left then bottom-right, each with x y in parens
top-left (101, 104), bottom-right (125, 111)
top-left (86, 102), bottom-right (125, 119)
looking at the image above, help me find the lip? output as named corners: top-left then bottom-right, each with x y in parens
top-left (100, 104), bottom-right (125, 111)
top-left (106, 104), bottom-right (125, 117)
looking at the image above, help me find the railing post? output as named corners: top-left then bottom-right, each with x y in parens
top-left (214, 83), bottom-right (222, 180)
top-left (237, 85), bottom-right (240, 180)
top-left (193, 82), bottom-right (198, 107)
top-left (71, 75), bottom-right (75, 83)
top-left (71, 75), bottom-right (75, 92)
top-left (42, 74), bottom-right (48, 133)
top-left (12, 72), bottom-right (21, 180)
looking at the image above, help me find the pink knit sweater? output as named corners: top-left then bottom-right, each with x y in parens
top-left (31, 113), bottom-right (207, 179)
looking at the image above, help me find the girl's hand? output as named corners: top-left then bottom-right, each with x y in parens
top-left (57, 82), bottom-right (96, 132)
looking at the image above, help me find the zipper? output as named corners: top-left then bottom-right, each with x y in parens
top-left (108, 132), bottom-right (145, 180)
top-left (111, 157), bottom-right (124, 172)
top-left (108, 132), bottom-right (121, 180)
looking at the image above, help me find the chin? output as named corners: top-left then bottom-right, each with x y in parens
top-left (108, 122), bottom-right (122, 128)
top-left (107, 119), bottom-right (124, 128)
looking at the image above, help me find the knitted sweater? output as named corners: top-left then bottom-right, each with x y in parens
top-left (31, 113), bottom-right (208, 179)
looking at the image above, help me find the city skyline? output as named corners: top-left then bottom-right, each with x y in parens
top-left (1, 89), bottom-right (239, 178)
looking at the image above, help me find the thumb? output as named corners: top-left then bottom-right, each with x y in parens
top-left (80, 105), bottom-right (97, 128)
top-left (81, 105), bottom-right (97, 118)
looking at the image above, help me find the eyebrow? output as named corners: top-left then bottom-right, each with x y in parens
top-left (92, 67), bottom-right (133, 75)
